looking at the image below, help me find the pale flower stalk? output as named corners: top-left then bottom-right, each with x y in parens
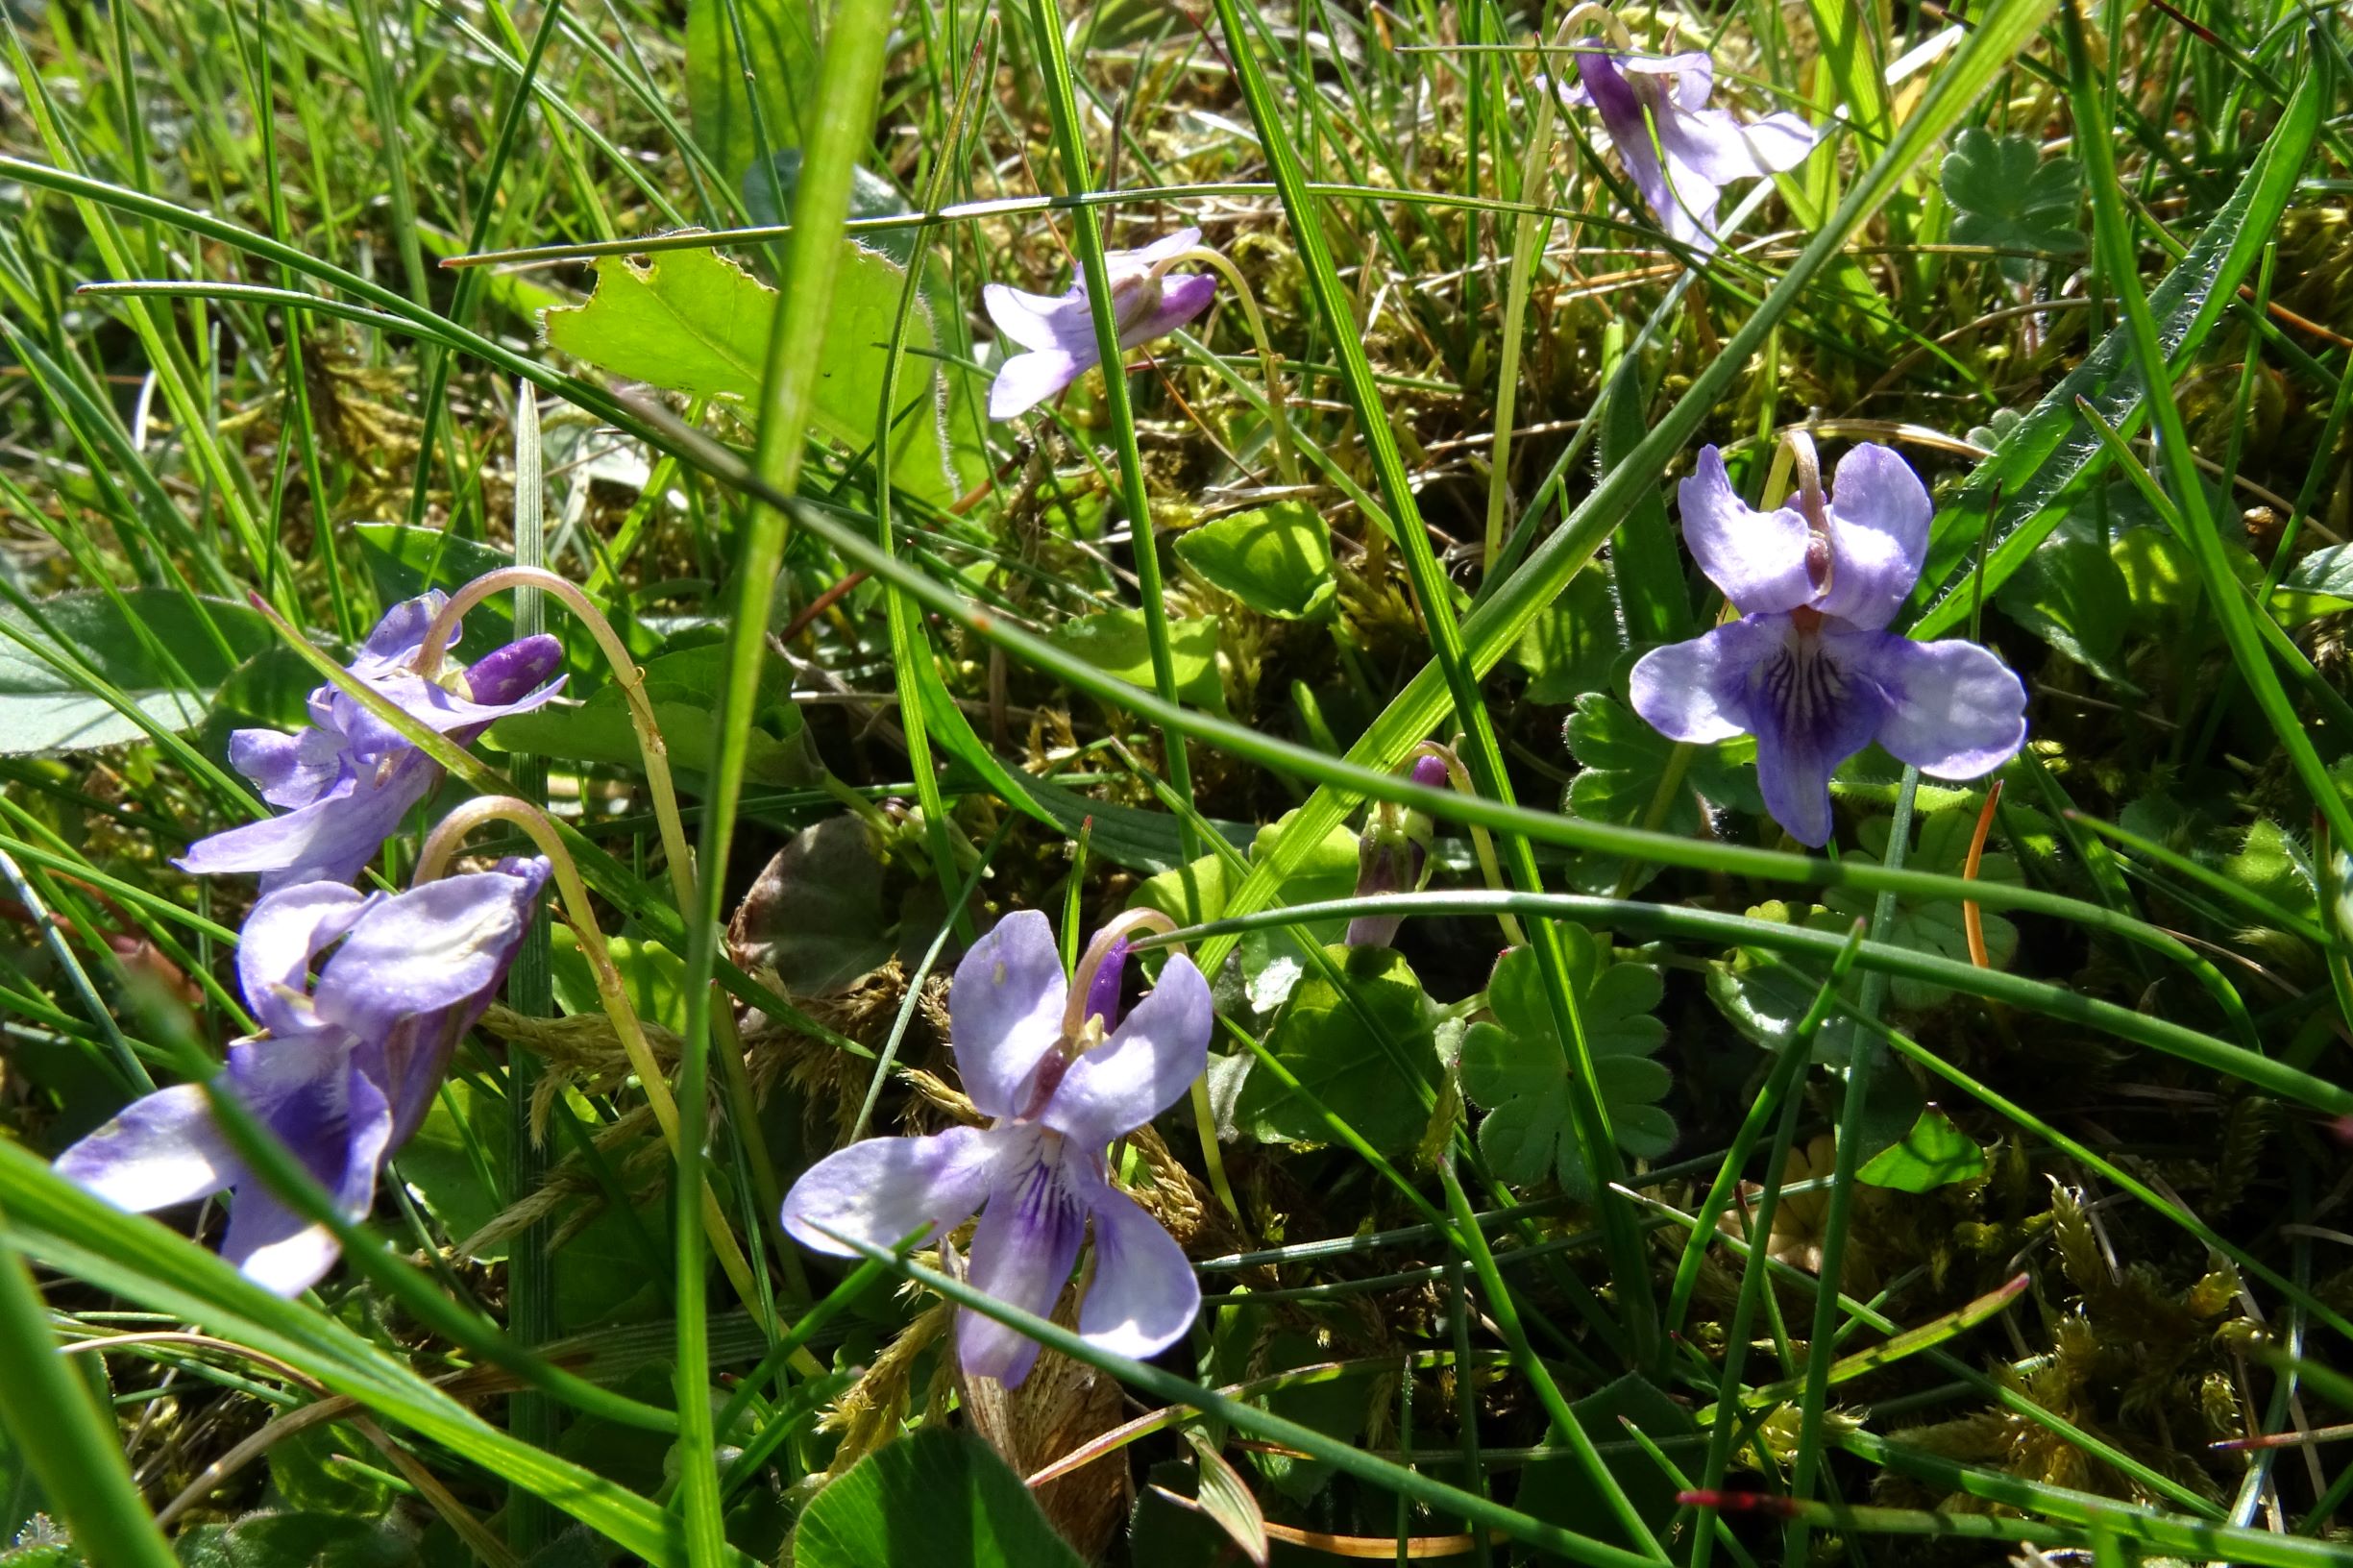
top-left (782, 910), bottom-right (1212, 1387)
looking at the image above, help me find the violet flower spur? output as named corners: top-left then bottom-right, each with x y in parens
top-left (178, 592), bottom-right (564, 891)
top-left (1556, 41), bottom-right (1820, 255)
top-left (982, 228), bottom-right (1218, 421)
top-left (782, 909), bottom-right (1212, 1387)
top-left (1629, 441), bottom-right (2027, 846)
top-left (55, 857), bottom-right (549, 1296)
top-left (1346, 754), bottom-right (1450, 948)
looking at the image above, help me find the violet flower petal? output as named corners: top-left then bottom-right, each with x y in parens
top-left (231, 728), bottom-right (347, 810)
top-left (1817, 444), bottom-right (1932, 631)
top-left (1629, 614), bottom-right (1785, 745)
top-left (52, 1084), bottom-right (242, 1213)
top-left (1118, 272), bottom-right (1216, 347)
top-left (1848, 632), bottom-right (2029, 780)
top-left (313, 868), bottom-right (546, 1045)
top-left (352, 593), bottom-right (447, 679)
top-left (984, 283), bottom-right (1090, 354)
top-left (1746, 627), bottom-right (1892, 846)
top-left (948, 910), bottom-right (1068, 1119)
top-left (1678, 446), bottom-right (1817, 614)
top-left (958, 1140), bottom-right (1090, 1387)
top-left (1069, 1161), bottom-right (1198, 1360)
top-left (988, 350), bottom-right (1085, 420)
top-left (216, 1045), bottom-right (393, 1298)
top-left (459, 633), bottom-right (565, 708)
top-left (234, 881), bottom-right (375, 1039)
top-left (177, 751), bottom-right (439, 892)
top-left (780, 1123), bottom-right (1009, 1258)
top-left (1040, 954), bottom-right (1213, 1147)
top-left (1080, 937), bottom-right (1131, 1032)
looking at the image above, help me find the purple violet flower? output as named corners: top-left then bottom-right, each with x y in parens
top-left (982, 229), bottom-right (1218, 421)
top-left (782, 910), bottom-right (1212, 1387)
top-left (55, 858), bottom-right (550, 1296)
top-left (178, 593), bottom-right (564, 891)
top-left (1630, 443), bottom-right (2027, 846)
top-left (1557, 47), bottom-right (1820, 255)
top-left (1346, 754), bottom-right (1450, 948)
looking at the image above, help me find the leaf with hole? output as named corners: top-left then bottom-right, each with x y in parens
top-left (541, 246), bottom-right (967, 505)
top-left (1458, 931), bottom-right (1675, 1195)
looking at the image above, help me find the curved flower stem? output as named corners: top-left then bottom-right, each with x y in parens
top-left (1159, 246), bottom-right (1302, 491)
top-left (1559, 2), bottom-right (1633, 52)
top-left (1422, 740), bottom-right (1526, 947)
top-left (412, 567), bottom-right (699, 923)
top-left (412, 796), bottom-right (774, 1324)
top-left (1064, 907), bottom-right (1182, 1041)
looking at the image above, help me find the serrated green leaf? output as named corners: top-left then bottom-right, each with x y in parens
top-left (1942, 129), bottom-right (2084, 281)
top-left (1561, 692), bottom-right (1758, 893)
top-left (1458, 933), bottom-right (1674, 1191)
top-left (1824, 810), bottom-right (2020, 1008)
top-left (1235, 944), bottom-right (1439, 1152)
top-left (1173, 504), bottom-right (1336, 621)
top-left (540, 247), bottom-right (963, 505)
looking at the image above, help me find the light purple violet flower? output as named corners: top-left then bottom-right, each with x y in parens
top-left (55, 857), bottom-right (549, 1296)
top-left (782, 909), bottom-right (1212, 1387)
top-left (1557, 47), bottom-right (1820, 255)
top-left (1346, 754), bottom-right (1450, 948)
top-left (178, 593), bottom-right (564, 892)
top-left (1629, 443), bottom-right (2027, 846)
top-left (982, 229), bottom-right (1218, 421)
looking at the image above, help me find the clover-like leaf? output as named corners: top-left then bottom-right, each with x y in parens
top-left (1942, 128), bottom-right (2083, 281)
top-left (1458, 931), bottom-right (1674, 1193)
top-left (1562, 693), bottom-right (1759, 894)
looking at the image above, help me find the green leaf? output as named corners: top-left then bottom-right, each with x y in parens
top-left (1509, 564), bottom-right (1626, 705)
top-left (1561, 693), bottom-right (1758, 893)
top-left (1824, 810), bottom-right (2019, 1008)
top-left (791, 1432), bottom-right (1083, 1568)
top-left (487, 644), bottom-right (811, 788)
top-left (684, 0), bottom-right (818, 185)
top-left (266, 1425), bottom-right (394, 1521)
top-left (1235, 944), bottom-right (1440, 1152)
top-left (1044, 609), bottom-right (1224, 714)
top-left (540, 246), bottom-right (964, 505)
top-left (0, 591), bottom-right (273, 755)
top-left (1458, 933), bottom-right (1675, 1193)
top-left (741, 152), bottom-right (913, 263)
top-left (174, 1511), bottom-right (417, 1568)
top-left (1172, 503), bottom-right (1336, 621)
top-left (1130, 812), bottom-right (1360, 1008)
top-left (1856, 1106), bottom-right (1986, 1191)
top-left (1941, 128), bottom-right (2084, 281)
top-left (724, 816), bottom-right (895, 997)
top-left (1911, 69), bottom-right (2320, 634)
top-left (2275, 544), bottom-right (2353, 625)
top-left (1513, 1372), bottom-right (1697, 1558)
top-left (1997, 519), bottom-right (2135, 687)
